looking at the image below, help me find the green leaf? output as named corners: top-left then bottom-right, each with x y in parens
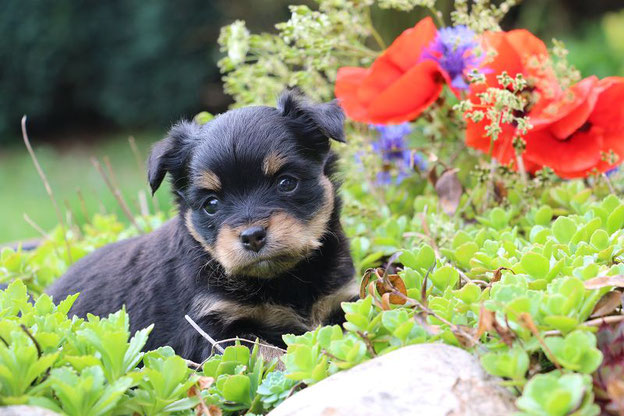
top-left (521, 252), bottom-right (550, 278)
top-left (552, 217), bottom-right (576, 244)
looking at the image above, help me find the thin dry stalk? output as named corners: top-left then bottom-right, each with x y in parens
top-left (129, 136), bottom-right (160, 213)
top-left (603, 173), bottom-right (616, 194)
top-left (185, 315), bottom-right (226, 354)
top-left (76, 188), bottom-right (89, 222)
top-left (64, 200), bottom-right (82, 238)
top-left (138, 190), bottom-right (150, 217)
top-left (21, 116), bottom-right (73, 263)
top-left (91, 157), bottom-right (144, 233)
top-left (128, 136), bottom-right (146, 173)
top-left (23, 214), bottom-right (51, 240)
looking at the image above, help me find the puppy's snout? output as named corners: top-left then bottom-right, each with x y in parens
top-left (240, 226), bottom-right (267, 252)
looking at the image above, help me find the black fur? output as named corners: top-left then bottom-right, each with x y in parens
top-left (47, 89), bottom-right (356, 362)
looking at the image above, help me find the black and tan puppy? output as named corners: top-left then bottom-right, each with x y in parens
top-left (47, 89), bottom-right (356, 362)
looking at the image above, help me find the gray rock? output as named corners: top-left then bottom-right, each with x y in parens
top-left (269, 343), bottom-right (517, 416)
top-left (0, 406), bottom-right (60, 416)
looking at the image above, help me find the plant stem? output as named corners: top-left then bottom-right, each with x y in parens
top-left (428, 6), bottom-right (445, 28)
top-left (364, 6), bottom-right (386, 50)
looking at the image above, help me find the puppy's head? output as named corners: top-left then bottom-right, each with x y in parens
top-left (148, 89), bottom-right (345, 278)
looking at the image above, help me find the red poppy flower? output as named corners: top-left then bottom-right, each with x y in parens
top-left (465, 29), bottom-right (624, 178)
top-left (334, 17), bottom-right (448, 124)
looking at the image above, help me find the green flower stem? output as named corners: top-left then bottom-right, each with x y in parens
top-left (365, 6), bottom-right (386, 50)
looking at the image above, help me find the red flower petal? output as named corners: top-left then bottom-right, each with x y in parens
top-left (505, 29), bottom-right (549, 61)
top-left (531, 76), bottom-right (599, 137)
top-left (366, 60), bottom-right (444, 124)
top-left (335, 67), bottom-right (369, 123)
top-left (334, 17), bottom-right (442, 124)
top-left (590, 77), bottom-right (624, 135)
top-left (523, 128), bottom-right (604, 176)
top-left (384, 17), bottom-right (437, 72)
top-left (465, 111), bottom-right (517, 165)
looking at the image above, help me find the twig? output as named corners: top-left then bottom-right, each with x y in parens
top-left (129, 136), bottom-right (161, 213)
top-left (517, 313), bottom-right (561, 370)
top-left (76, 188), bottom-right (89, 222)
top-left (419, 210), bottom-right (441, 259)
top-left (457, 268), bottom-right (489, 287)
top-left (185, 359), bottom-right (203, 370)
top-left (389, 285), bottom-right (477, 348)
top-left (209, 337), bottom-right (287, 354)
top-left (603, 173), bottom-right (616, 194)
top-left (20, 324), bottom-right (42, 358)
top-left (90, 157), bottom-right (144, 233)
top-left (364, 6), bottom-right (385, 50)
top-left (356, 330), bottom-right (377, 357)
top-left (0, 335), bottom-right (9, 347)
top-left (21, 116), bottom-right (73, 263)
top-left (128, 136), bottom-right (146, 173)
top-left (543, 315), bottom-right (624, 336)
top-left (63, 200), bottom-right (82, 238)
top-left (138, 190), bottom-right (150, 217)
top-left (184, 315), bottom-right (225, 354)
top-left (23, 214), bottom-right (51, 241)
top-left (514, 146), bottom-right (528, 186)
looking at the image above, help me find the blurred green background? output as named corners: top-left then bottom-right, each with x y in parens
top-left (1, 0), bottom-right (623, 243)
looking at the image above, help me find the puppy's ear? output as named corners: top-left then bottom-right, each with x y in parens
top-left (147, 120), bottom-right (200, 195)
top-left (278, 88), bottom-right (345, 153)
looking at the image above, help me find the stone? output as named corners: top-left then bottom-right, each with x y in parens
top-left (0, 406), bottom-right (60, 416)
top-left (269, 343), bottom-right (517, 416)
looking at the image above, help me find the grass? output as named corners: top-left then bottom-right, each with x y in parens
top-left (0, 132), bottom-right (173, 243)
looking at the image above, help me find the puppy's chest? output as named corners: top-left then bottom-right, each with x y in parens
top-left (191, 278), bottom-right (359, 334)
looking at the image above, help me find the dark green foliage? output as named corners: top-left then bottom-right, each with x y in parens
top-left (0, 0), bottom-right (220, 140)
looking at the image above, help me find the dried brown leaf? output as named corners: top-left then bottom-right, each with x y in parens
top-left (380, 293), bottom-right (392, 310)
top-left (197, 376), bottom-right (214, 390)
top-left (427, 166), bottom-right (439, 186)
top-left (584, 275), bottom-right (624, 290)
top-left (591, 291), bottom-right (623, 318)
top-left (491, 267), bottom-right (514, 284)
top-left (376, 274), bottom-right (407, 305)
top-left (476, 304), bottom-right (495, 338)
top-left (493, 318), bottom-right (516, 347)
top-left (435, 169), bottom-right (462, 216)
top-left (359, 268), bottom-right (376, 299)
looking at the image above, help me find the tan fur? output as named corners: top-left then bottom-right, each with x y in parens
top-left (309, 278), bottom-right (359, 327)
top-left (192, 278), bottom-right (358, 335)
top-left (262, 151), bottom-right (288, 176)
top-left (196, 170), bottom-right (221, 191)
top-left (186, 176), bottom-right (335, 277)
top-left (185, 211), bottom-right (215, 254)
top-left (267, 175), bottom-right (334, 255)
top-left (192, 297), bottom-right (309, 331)
top-left (216, 176), bottom-right (334, 276)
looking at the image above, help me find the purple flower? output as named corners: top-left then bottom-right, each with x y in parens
top-left (606, 167), bottom-right (619, 177)
top-left (369, 123), bottom-right (427, 185)
top-left (372, 123), bottom-right (412, 161)
top-left (424, 25), bottom-right (479, 91)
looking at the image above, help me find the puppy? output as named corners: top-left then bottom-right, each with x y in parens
top-left (47, 89), bottom-right (357, 362)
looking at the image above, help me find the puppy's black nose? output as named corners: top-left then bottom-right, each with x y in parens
top-left (240, 226), bottom-right (267, 252)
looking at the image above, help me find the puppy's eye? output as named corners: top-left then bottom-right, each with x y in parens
top-left (203, 197), bottom-right (220, 215)
top-left (277, 175), bottom-right (298, 193)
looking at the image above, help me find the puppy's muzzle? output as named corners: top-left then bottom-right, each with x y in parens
top-left (240, 226), bottom-right (267, 252)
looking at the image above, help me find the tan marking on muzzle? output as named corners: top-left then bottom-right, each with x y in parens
top-left (262, 151), bottom-right (288, 176)
top-left (196, 170), bottom-right (221, 191)
top-left (267, 175), bottom-right (334, 255)
top-left (200, 175), bottom-right (335, 277)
